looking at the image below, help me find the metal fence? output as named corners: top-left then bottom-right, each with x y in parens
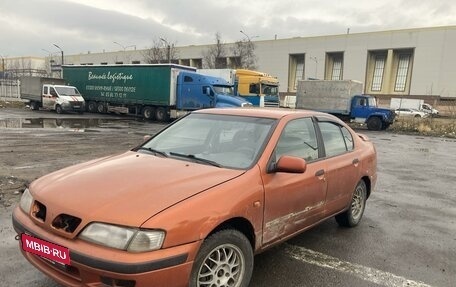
top-left (0, 79), bottom-right (20, 100)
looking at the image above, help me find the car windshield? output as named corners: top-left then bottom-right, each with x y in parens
top-left (55, 86), bottom-right (80, 96)
top-left (140, 113), bottom-right (276, 169)
top-left (213, 85), bottom-right (235, 96)
top-left (261, 85), bottom-right (279, 96)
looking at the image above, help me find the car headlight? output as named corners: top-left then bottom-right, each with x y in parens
top-left (79, 222), bottom-right (165, 252)
top-left (19, 188), bottom-right (34, 214)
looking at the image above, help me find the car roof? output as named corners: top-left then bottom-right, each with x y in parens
top-left (193, 107), bottom-right (334, 120)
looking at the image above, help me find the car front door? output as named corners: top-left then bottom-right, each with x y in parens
top-left (261, 117), bottom-right (327, 245)
top-left (42, 85), bottom-right (55, 110)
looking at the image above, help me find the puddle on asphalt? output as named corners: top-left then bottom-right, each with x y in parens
top-left (0, 118), bottom-right (137, 131)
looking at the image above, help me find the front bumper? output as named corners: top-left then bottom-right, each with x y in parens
top-left (12, 208), bottom-right (200, 287)
top-left (60, 102), bottom-right (85, 112)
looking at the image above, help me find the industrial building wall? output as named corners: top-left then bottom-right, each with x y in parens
top-left (62, 26), bottom-right (456, 98)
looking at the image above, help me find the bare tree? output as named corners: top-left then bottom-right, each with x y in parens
top-left (202, 33), bottom-right (227, 69)
top-left (143, 38), bottom-right (179, 64)
top-left (231, 39), bottom-right (257, 70)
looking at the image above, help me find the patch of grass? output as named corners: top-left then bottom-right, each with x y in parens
top-left (0, 100), bottom-right (26, 109)
top-left (390, 117), bottom-right (456, 138)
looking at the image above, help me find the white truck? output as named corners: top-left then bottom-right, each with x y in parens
top-left (390, 98), bottom-right (439, 116)
top-left (20, 76), bottom-right (85, 114)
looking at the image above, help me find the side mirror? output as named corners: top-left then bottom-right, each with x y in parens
top-left (275, 156), bottom-right (307, 173)
top-left (143, 135), bottom-right (151, 142)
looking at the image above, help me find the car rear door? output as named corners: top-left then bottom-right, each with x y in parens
top-left (317, 120), bottom-right (361, 215)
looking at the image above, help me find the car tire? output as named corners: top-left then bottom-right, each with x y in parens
top-left (414, 114), bottom-right (421, 118)
top-left (335, 180), bottom-right (367, 227)
top-left (189, 229), bottom-right (253, 287)
top-left (55, 105), bottom-right (63, 114)
top-left (366, 117), bottom-right (382, 131)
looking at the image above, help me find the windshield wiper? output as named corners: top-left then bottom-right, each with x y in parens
top-left (137, 147), bottom-right (168, 157)
top-left (169, 152), bottom-right (221, 167)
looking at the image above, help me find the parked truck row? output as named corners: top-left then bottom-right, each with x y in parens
top-left (61, 64), bottom-right (251, 121)
top-left (20, 65), bottom-right (438, 131)
top-left (20, 65), bottom-right (281, 121)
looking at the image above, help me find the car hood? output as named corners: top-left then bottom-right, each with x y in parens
top-left (30, 151), bottom-right (244, 227)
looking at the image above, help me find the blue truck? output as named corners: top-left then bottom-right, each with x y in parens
top-left (296, 80), bottom-right (395, 130)
top-left (62, 64), bottom-right (251, 121)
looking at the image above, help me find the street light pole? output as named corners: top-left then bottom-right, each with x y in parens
top-left (53, 44), bottom-right (64, 77)
top-left (240, 30), bottom-right (259, 42)
top-left (113, 42), bottom-right (136, 63)
top-left (113, 41), bottom-right (126, 51)
top-left (160, 38), bottom-right (171, 64)
top-left (53, 44), bottom-right (64, 66)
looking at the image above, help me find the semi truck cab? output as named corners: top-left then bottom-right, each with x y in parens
top-left (236, 69), bottom-right (280, 107)
top-left (176, 71), bottom-right (251, 110)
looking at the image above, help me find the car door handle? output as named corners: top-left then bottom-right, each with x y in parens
top-left (352, 158), bottom-right (359, 165)
top-left (315, 169), bottom-right (325, 177)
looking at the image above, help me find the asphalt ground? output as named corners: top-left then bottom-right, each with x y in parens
top-left (1, 108), bottom-right (455, 287)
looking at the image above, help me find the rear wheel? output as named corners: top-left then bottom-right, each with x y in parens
top-left (189, 230), bottom-right (253, 287)
top-left (97, 102), bottom-right (106, 114)
top-left (335, 180), bottom-right (367, 227)
top-left (30, 101), bottom-right (39, 111)
top-left (366, 117), bottom-right (382, 131)
top-left (87, 101), bottom-right (97, 113)
top-left (142, 106), bottom-right (155, 120)
top-left (155, 107), bottom-right (169, 122)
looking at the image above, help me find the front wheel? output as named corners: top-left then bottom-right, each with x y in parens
top-left (55, 105), bottom-right (63, 114)
top-left (366, 117), bottom-right (382, 131)
top-left (335, 180), bottom-right (367, 227)
top-left (189, 230), bottom-right (253, 287)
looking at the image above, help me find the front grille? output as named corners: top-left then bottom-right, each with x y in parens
top-left (32, 201), bottom-right (47, 222)
top-left (52, 214), bottom-right (82, 233)
top-left (264, 102), bottom-right (279, 107)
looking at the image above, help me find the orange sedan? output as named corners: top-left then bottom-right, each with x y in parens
top-left (13, 108), bottom-right (377, 287)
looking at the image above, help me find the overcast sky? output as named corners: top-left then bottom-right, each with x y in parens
top-left (1, 0), bottom-right (455, 58)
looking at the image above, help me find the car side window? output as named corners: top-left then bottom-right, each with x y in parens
top-left (50, 88), bottom-right (57, 97)
top-left (276, 118), bottom-right (319, 161)
top-left (341, 126), bottom-right (354, 151)
top-left (319, 122), bottom-right (349, 157)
